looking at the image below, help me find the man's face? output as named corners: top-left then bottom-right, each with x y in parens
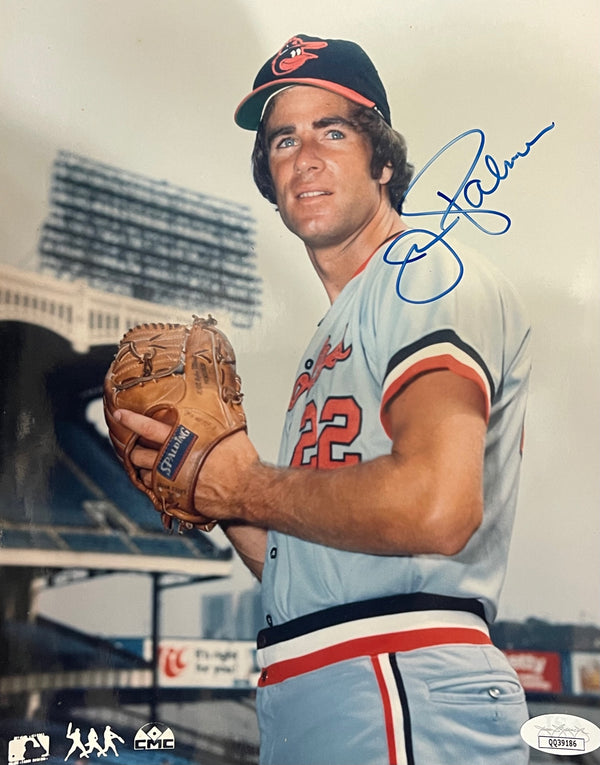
top-left (265, 86), bottom-right (391, 250)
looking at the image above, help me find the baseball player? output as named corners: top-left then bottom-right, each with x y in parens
top-left (116, 34), bottom-right (531, 765)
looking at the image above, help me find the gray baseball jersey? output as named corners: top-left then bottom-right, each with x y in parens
top-left (260, 231), bottom-right (531, 627)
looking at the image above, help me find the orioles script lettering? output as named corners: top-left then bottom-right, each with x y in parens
top-left (288, 334), bottom-right (352, 411)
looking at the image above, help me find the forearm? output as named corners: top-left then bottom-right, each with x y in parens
top-left (236, 451), bottom-right (481, 556)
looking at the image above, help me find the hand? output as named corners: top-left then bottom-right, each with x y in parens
top-left (113, 409), bottom-right (260, 524)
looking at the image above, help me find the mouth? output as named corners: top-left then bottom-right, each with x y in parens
top-left (297, 190), bottom-right (331, 199)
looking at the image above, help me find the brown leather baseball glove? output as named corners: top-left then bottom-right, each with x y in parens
top-left (103, 315), bottom-right (246, 532)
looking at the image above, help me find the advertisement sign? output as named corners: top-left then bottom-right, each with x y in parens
top-left (146, 639), bottom-right (258, 689)
top-left (504, 650), bottom-right (563, 694)
top-left (571, 653), bottom-right (600, 696)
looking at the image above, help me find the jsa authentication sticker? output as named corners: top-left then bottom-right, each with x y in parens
top-left (521, 713), bottom-right (600, 757)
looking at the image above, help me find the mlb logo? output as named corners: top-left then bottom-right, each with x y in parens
top-left (8, 734), bottom-right (50, 764)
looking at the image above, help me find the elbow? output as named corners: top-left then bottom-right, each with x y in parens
top-left (424, 496), bottom-right (483, 556)
top-left (434, 524), bottom-right (479, 557)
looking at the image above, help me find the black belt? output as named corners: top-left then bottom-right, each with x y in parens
top-left (257, 592), bottom-right (487, 649)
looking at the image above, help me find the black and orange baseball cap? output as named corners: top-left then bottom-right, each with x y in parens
top-left (234, 34), bottom-right (392, 130)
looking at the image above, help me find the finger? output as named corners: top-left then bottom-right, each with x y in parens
top-left (130, 445), bottom-right (161, 470)
top-left (139, 468), bottom-right (153, 489)
top-left (116, 409), bottom-right (171, 445)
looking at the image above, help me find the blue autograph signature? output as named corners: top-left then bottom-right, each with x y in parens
top-left (384, 121), bottom-right (556, 303)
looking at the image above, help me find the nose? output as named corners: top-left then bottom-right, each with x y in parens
top-left (294, 137), bottom-right (323, 174)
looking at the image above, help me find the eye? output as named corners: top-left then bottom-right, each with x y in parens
top-left (327, 129), bottom-right (345, 140)
top-left (275, 136), bottom-right (296, 149)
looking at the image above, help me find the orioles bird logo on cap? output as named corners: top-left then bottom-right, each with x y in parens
top-left (271, 36), bottom-right (328, 76)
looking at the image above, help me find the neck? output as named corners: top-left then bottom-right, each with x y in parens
top-left (306, 204), bottom-right (406, 303)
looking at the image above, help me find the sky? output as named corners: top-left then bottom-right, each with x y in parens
top-left (1, 0), bottom-right (599, 632)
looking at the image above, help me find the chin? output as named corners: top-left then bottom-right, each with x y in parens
top-left (285, 215), bottom-right (337, 244)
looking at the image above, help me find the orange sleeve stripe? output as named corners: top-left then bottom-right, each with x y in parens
top-left (380, 354), bottom-right (491, 438)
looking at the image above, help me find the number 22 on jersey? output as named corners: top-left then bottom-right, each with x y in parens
top-left (290, 396), bottom-right (362, 468)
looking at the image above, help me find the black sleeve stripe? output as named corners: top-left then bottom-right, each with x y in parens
top-left (384, 329), bottom-right (496, 403)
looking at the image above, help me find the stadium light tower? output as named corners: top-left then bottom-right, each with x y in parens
top-left (39, 152), bottom-right (261, 328)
